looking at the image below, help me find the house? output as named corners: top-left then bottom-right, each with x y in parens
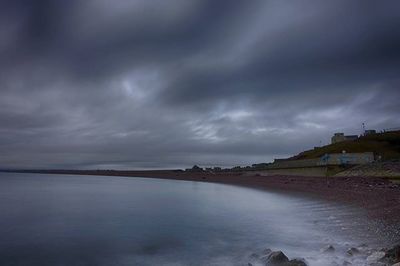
top-left (331, 133), bottom-right (358, 144)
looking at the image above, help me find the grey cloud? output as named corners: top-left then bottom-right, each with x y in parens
top-left (0, 0), bottom-right (399, 169)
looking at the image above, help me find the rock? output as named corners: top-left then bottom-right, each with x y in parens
top-left (346, 247), bottom-right (360, 256)
top-left (321, 245), bottom-right (335, 253)
top-left (366, 245), bottom-right (400, 265)
top-left (385, 244), bottom-right (400, 263)
top-left (342, 261), bottom-right (352, 266)
top-left (285, 258), bottom-right (308, 266)
top-left (366, 251), bottom-right (386, 264)
top-left (266, 251), bottom-right (289, 265)
top-left (392, 263), bottom-right (400, 266)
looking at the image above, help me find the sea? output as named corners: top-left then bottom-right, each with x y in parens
top-left (0, 172), bottom-right (380, 265)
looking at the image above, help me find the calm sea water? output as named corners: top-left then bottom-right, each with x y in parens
top-left (0, 172), bottom-right (372, 265)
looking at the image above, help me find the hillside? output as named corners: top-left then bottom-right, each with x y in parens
top-left (290, 130), bottom-right (400, 161)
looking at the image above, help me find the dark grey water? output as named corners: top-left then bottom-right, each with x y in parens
top-left (0, 173), bottom-right (371, 265)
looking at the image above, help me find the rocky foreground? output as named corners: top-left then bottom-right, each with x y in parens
top-left (335, 161), bottom-right (400, 178)
top-left (247, 243), bottom-right (400, 266)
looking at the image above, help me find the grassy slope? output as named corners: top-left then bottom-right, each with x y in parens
top-left (290, 130), bottom-right (400, 161)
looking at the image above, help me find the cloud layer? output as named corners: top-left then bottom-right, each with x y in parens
top-left (1, 0), bottom-right (400, 169)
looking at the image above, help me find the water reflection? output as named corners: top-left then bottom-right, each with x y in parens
top-left (0, 173), bottom-right (369, 265)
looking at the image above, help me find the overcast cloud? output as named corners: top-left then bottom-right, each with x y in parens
top-left (1, 0), bottom-right (400, 169)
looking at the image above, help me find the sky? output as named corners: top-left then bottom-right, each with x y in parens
top-left (1, 0), bottom-right (400, 169)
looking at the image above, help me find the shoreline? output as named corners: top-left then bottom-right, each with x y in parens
top-left (3, 169), bottom-right (400, 243)
top-left (2, 169), bottom-right (400, 265)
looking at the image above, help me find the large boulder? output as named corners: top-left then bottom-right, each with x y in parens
top-left (266, 251), bottom-right (289, 265)
top-left (256, 249), bottom-right (307, 266)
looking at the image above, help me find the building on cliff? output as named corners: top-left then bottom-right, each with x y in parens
top-left (331, 133), bottom-right (358, 144)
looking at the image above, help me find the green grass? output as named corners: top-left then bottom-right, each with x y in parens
top-left (290, 130), bottom-right (400, 161)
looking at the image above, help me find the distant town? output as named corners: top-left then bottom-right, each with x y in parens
top-left (183, 127), bottom-right (400, 177)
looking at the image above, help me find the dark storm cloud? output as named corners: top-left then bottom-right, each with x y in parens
top-left (1, 0), bottom-right (400, 169)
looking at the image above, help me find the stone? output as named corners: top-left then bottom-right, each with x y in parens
top-left (342, 260), bottom-right (352, 265)
top-left (385, 244), bottom-right (400, 263)
top-left (346, 247), bottom-right (360, 256)
top-left (321, 245), bottom-right (335, 253)
top-left (266, 251), bottom-right (289, 265)
top-left (392, 263), bottom-right (400, 266)
top-left (366, 251), bottom-right (386, 264)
